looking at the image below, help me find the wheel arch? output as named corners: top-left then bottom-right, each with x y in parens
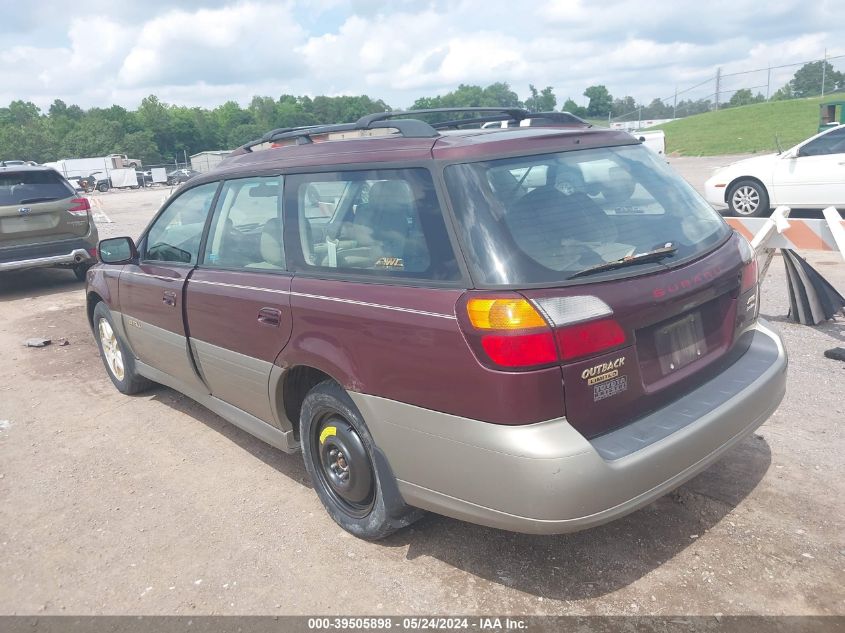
top-left (86, 291), bottom-right (104, 331)
top-left (271, 365), bottom-right (338, 442)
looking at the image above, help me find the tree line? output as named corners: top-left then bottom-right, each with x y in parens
top-left (1, 61), bottom-right (841, 165)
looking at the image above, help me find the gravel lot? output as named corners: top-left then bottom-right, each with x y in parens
top-left (0, 164), bottom-right (843, 616)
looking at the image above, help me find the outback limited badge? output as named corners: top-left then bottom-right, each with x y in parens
top-left (581, 357), bottom-right (626, 386)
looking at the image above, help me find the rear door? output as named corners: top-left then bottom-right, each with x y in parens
top-left (119, 181), bottom-right (220, 393)
top-left (0, 169), bottom-right (86, 249)
top-left (185, 175), bottom-right (292, 424)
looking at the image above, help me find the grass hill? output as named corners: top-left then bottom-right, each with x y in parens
top-left (649, 93), bottom-right (845, 156)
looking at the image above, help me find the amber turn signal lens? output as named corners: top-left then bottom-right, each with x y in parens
top-left (466, 298), bottom-right (548, 330)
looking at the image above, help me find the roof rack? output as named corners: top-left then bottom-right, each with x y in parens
top-left (232, 107), bottom-right (592, 155)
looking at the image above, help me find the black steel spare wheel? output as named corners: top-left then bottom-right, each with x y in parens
top-left (313, 415), bottom-right (375, 517)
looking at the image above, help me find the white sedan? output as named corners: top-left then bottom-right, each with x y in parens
top-left (705, 124), bottom-right (845, 216)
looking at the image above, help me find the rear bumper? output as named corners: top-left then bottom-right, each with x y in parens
top-left (0, 237), bottom-right (96, 272)
top-left (352, 320), bottom-right (787, 534)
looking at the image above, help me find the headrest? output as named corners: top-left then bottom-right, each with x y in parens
top-left (260, 218), bottom-right (284, 267)
top-left (367, 180), bottom-right (413, 210)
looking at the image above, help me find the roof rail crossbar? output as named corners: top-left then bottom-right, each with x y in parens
top-left (528, 111), bottom-right (591, 126)
top-left (432, 114), bottom-right (518, 129)
top-left (356, 107), bottom-right (533, 127)
top-left (230, 107), bottom-right (591, 157)
top-left (235, 115), bottom-right (440, 154)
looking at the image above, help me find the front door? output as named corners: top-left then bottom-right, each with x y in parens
top-left (773, 127), bottom-right (845, 207)
top-left (119, 181), bottom-right (220, 393)
top-left (185, 176), bottom-right (292, 424)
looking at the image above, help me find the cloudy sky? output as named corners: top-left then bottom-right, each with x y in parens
top-left (0, 0), bottom-right (841, 112)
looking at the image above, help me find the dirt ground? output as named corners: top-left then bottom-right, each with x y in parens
top-left (0, 167), bottom-right (843, 616)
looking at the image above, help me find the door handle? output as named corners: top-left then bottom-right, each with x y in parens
top-left (162, 290), bottom-right (177, 307)
top-left (257, 307), bottom-right (282, 327)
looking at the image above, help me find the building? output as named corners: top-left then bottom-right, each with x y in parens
top-left (190, 150), bottom-right (232, 173)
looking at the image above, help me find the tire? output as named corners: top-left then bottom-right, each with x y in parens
top-left (727, 179), bottom-right (770, 217)
top-left (72, 262), bottom-right (92, 282)
top-left (96, 182), bottom-right (109, 192)
top-left (92, 302), bottom-right (152, 395)
top-left (300, 380), bottom-right (422, 540)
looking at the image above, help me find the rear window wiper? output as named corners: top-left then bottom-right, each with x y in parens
top-left (569, 244), bottom-right (677, 279)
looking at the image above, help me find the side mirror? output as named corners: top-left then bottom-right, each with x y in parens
top-left (98, 236), bottom-right (138, 264)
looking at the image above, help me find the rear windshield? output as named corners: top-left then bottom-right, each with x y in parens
top-left (444, 144), bottom-right (730, 286)
top-left (0, 170), bottom-right (74, 206)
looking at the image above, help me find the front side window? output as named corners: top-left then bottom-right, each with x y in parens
top-left (143, 182), bottom-right (218, 264)
top-left (287, 168), bottom-right (460, 281)
top-left (444, 144), bottom-right (731, 286)
top-left (203, 176), bottom-right (284, 270)
top-left (799, 127), bottom-right (845, 156)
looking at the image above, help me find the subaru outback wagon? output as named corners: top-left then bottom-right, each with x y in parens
top-left (87, 108), bottom-right (787, 539)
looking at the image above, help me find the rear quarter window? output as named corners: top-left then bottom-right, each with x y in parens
top-left (0, 170), bottom-right (74, 206)
top-left (286, 168), bottom-right (461, 282)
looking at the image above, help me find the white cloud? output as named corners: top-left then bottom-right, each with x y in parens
top-left (0, 0), bottom-right (841, 111)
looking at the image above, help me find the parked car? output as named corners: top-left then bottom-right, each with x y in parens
top-left (87, 108), bottom-right (786, 540)
top-left (0, 165), bottom-right (98, 280)
top-left (166, 168), bottom-right (199, 185)
top-left (705, 124), bottom-right (845, 216)
top-left (0, 160), bottom-right (38, 167)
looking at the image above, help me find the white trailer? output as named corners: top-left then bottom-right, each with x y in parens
top-left (44, 156), bottom-right (120, 180)
top-left (43, 154), bottom-right (142, 180)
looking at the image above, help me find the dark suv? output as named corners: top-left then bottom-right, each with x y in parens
top-left (87, 108), bottom-right (787, 539)
top-left (0, 165), bottom-right (98, 279)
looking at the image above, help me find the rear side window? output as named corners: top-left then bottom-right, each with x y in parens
top-left (203, 177), bottom-right (284, 270)
top-left (286, 168), bottom-right (460, 282)
top-left (0, 170), bottom-right (74, 206)
top-left (444, 144), bottom-right (730, 286)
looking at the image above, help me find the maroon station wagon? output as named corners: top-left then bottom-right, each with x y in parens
top-left (86, 108), bottom-right (787, 539)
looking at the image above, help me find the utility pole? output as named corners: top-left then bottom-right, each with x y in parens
top-left (821, 49), bottom-right (827, 97)
top-left (714, 67), bottom-right (721, 110)
top-left (673, 86), bottom-right (677, 120)
top-left (766, 66), bottom-right (771, 100)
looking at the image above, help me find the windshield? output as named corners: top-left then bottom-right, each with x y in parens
top-left (444, 144), bottom-right (730, 286)
top-left (0, 170), bottom-right (74, 206)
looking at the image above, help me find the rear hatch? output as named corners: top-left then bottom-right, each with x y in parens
top-left (520, 234), bottom-right (757, 437)
top-left (444, 139), bottom-right (759, 437)
top-left (0, 169), bottom-right (88, 250)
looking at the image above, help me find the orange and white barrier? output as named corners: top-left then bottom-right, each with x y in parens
top-left (726, 206), bottom-right (845, 259)
top-left (728, 206), bottom-right (845, 325)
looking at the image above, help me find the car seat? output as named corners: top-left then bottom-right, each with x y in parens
top-left (245, 218), bottom-right (284, 269)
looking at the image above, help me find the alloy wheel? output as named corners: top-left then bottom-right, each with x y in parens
top-left (98, 318), bottom-right (125, 381)
top-left (732, 185), bottom-right (760, 216)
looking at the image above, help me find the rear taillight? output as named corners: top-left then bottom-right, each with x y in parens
top-left (68, 198), bottom-right (91, 217)
top-left (737, 233), bottom-right (758, 293)
top-left (480, 332), bottom-right (558, 368)
top-left (741, 258), bottom-right (758, 293)
top-left (459, 294), bottom-right (627, 370)
top-left (556, 318), bottom-right (626, 361)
